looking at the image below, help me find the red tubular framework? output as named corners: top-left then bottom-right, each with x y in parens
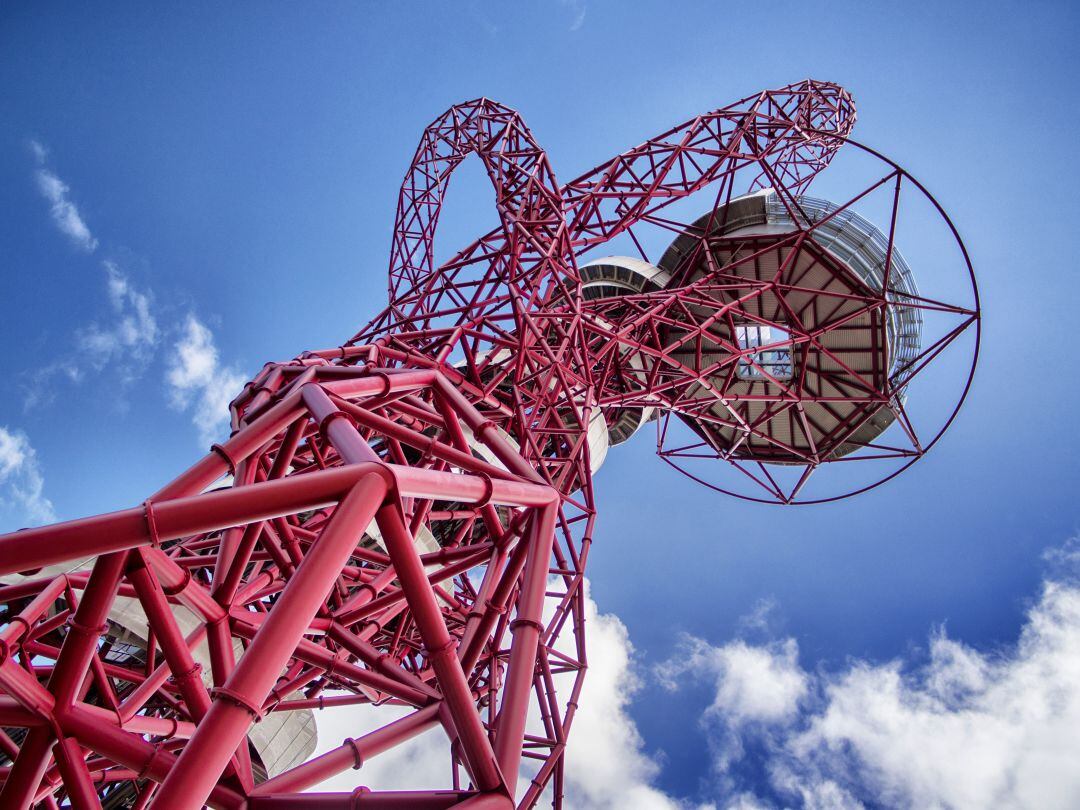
top-left (0, 80), bottom-right (977, 808)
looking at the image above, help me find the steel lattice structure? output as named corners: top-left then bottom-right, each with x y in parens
top-left (0, 80), bottom-right (978, 809)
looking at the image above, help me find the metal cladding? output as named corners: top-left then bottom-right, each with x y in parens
top-left (0, 80), bottom-right (978, 809)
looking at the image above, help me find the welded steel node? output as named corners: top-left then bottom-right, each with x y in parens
top-left (0, 80), bottom-right (977, 809)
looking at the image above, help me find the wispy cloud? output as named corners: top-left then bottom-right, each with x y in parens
top-left (28, 139), bottom-right (47, 164)
top-left (21, 262), bottom-right (159, 408)
top-left (166, 314), bottom-right (246, 447)
top-left (30, 139), bottom-right (98, 252)
top-left (658, 539), bottom-right (1080, 809)
top-left (20, 361), bottom-right (83, 410)
top-left (77, 261), bottom-right (159, 376)
top-left (0, 427), bottom-right (56, 527)
top-left (23, 141), bottom-right (240, 446)
top-left (561, 0), bottom-right (586, 31)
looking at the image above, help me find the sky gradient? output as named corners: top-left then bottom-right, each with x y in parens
top-left (2, 2), bottom-right (1079, 807)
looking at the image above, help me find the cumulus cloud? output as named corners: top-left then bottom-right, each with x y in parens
top-left (311, 703), bottom-right (453, 792)
top-left (310, 581), bottom-right (693, 809)
top-left (166, 314), bottom-right (246, 447)
top-left (0, 427), bottom-right (56, 527)
top-left (660, 636), bottom-right (808, 726)
top-left (660, 545), bottom-right (1080, 810)
top-left (557, 583), bottom-right (693, 810)
top-left (30, 140), bottom-right (98, 252)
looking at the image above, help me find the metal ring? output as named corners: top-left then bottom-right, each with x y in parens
top-left (209, 443), bottom-right (238, 476)
top-left (143, 500), bottom-right (161, 548)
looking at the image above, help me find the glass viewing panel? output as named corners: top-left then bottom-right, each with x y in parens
top-left (735, 324), bottom-right (793, 380)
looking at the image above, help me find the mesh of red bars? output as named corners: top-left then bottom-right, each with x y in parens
top-left (0, 80), bottom-right (977, 808)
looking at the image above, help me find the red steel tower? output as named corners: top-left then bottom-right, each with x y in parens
top-left (0, 80), bottom-right (979, 809)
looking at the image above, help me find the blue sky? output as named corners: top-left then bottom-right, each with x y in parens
top-left (2, 2), bottom-right (1079, 807)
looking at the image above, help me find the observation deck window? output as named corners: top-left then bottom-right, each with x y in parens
top-left (735, 324), bottom-right (793, 380)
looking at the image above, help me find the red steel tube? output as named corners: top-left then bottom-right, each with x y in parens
top-left (150, 391), bottom-right (305, 501)
top-left (433, 376), bottom-right (545, 484)
top-left (153, 473), bottom-right (390, 810)
top-left (0, 457), bottom-right (549, 578)
top-left (374, 504), bottom-right (504, 793)
top-left (0, 656), bottom-right (56, 720)
top-left (0, 553), bottom-right (127, 809)
top-left (228, 618), bottom-right (433, 707)
top-left (251, 703), bottom-right (442, 795)
top-left (126, 558), bottom-right (212, 722)
top-left (303, 383), bottom-right (383, 464)
top-left (50, 736), bottom-right (100, 810)
top-left (0, 576), bottom-right (68, 648)
top-left (492, 502), bottom-right (558, 778)
top-left (57, 705), bottom-right (244, 810)
top-left (249, 791), bottom-right (469, 809)
top-left (0, 698), bottom-right (46, 727)
top-left (0, 464), bottom-right (379, 576)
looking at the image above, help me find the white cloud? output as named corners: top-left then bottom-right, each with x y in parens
top-left (311, 703), bottom-right (453, 792)
top-left (1043, 536), bottom-right (1080, 573)
top-left (660, 545), bottom-right (1080, 810)
top-left (0, 427), bottom-right (56, 527)
top-left (77, 262), bottom-right (159, 374)
top-left (736, 596), bottom-right (781, 637)
top-left (30, 142), bottom-right (98, 252)
top-left (310, 581), bottom-right (696, 809)
top-left (21, 142), bottom-right (239, 439)
top-left (658, 635), bottom-right (808, 780)
top-left (660, 637), bottom-right (808, 727)
top-left (28, 139), bottom-right (48, 164)
top-left (166, 314), bottom-right (246, 447)
top-left (20, 360), bottom-right (84, 410)
top-left (559, 583), bottom-right (693, 810)
top-left (20, 144), bottom-right (165, 404)
top-left (22, 262), bottom-right (159, 407)
top-left (26, 144), bottom-right (157, 376)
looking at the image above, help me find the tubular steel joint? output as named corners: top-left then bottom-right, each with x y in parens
top-left (160, 566), bottom-right (192, 597)
top-left (210, 443), bottom-right (239, 475)
top-left (211, 686), bottom-right (266, 720)
top-left (318, 408), bottom-right (358, 436)
top-left (345, 737), bottom-right (365, 769)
